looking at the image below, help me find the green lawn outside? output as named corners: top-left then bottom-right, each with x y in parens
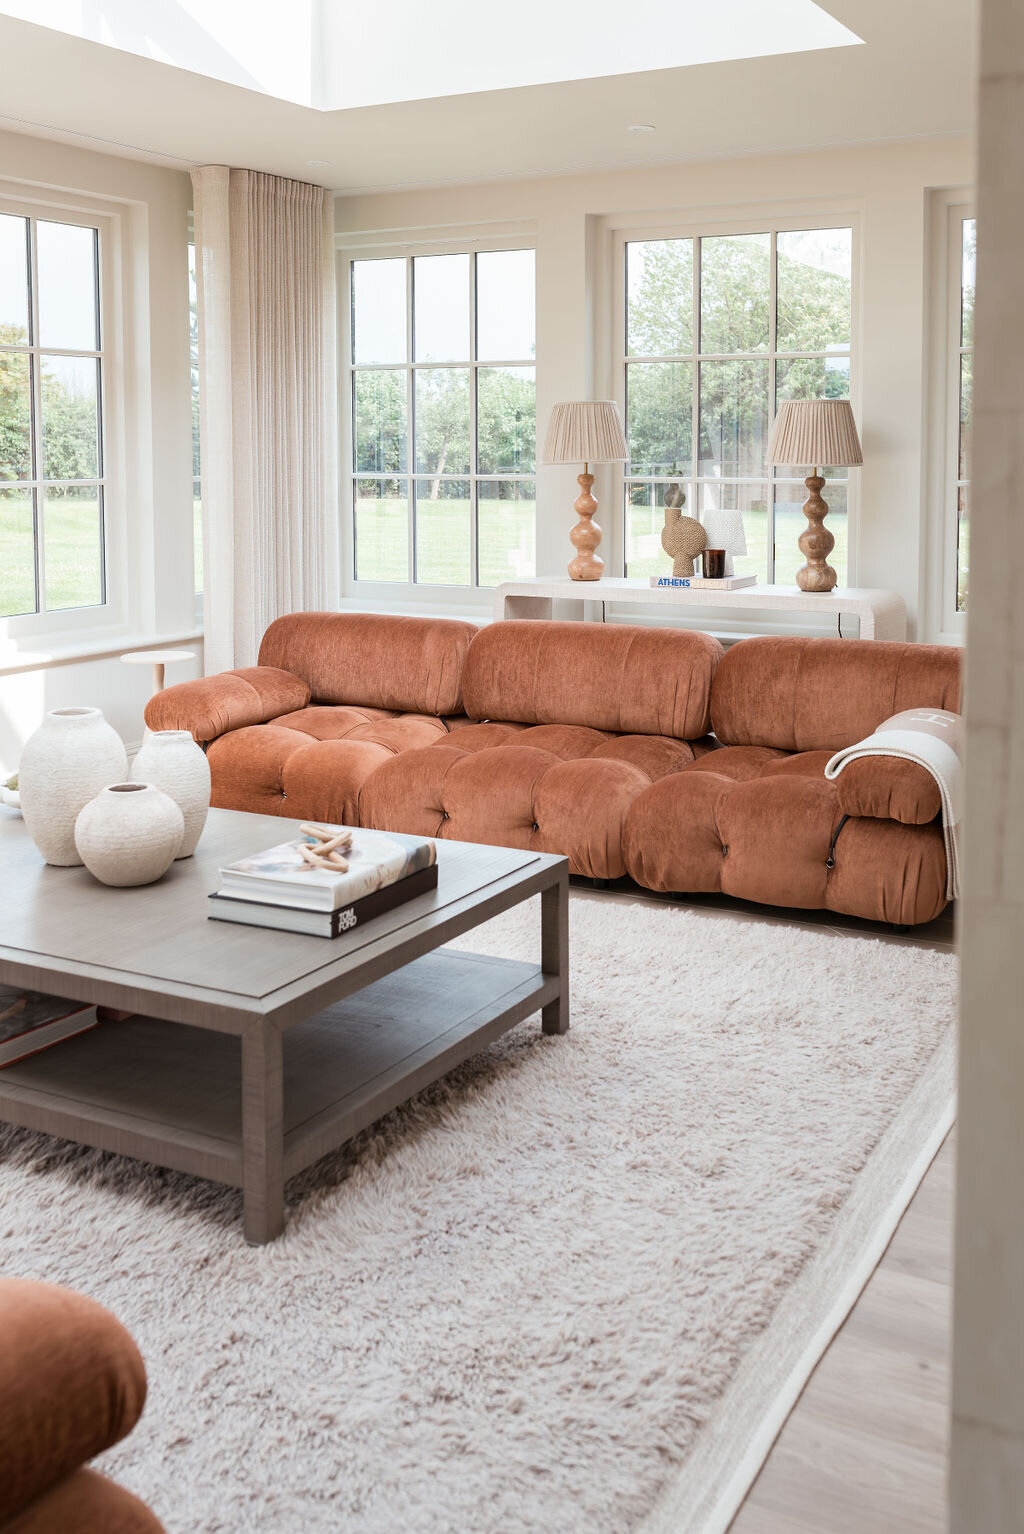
top-left (355, 494), bottom-right (536, 587)
top-left (0, 494), bottom-right (103, 616)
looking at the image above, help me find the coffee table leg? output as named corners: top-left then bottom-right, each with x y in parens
top-left (242, 1022), bottom-right (284, 1244)
top-left (541, 869), bottom-right (569, 1035)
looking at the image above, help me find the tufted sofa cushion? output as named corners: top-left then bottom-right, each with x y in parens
top-left (207, 704), bottom-right (453, 823)
top-left (258, 611), bottom-right (477, 717)
top-left (144, 666), bottom-right (310, 744)
top-left (622, 748), bottom-right (948, 925)
top-left (462, 621), bottom-right (723, 738)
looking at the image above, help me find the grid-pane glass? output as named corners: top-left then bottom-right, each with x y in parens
top-left (0, 350), bottom-right (32, 479)
top-left (958, 350), bottom-right (972, 486)
top-left (698, 359), bottom-right (770, 477)
top-left (700, 233), bottom-right (770, 353)
top-left (193, 482), bottom-right (203, 595)
top-left (414, 254), bottom-right (469, 363)
top-left (0, 214), bottom-right (29, 339)
top-left (43, 485), bottom-right (103, 610)
top-left (626, 361), bottom-right (692, 475)
top-left (776, 354), bottom-right (850, 403)
top-left (774, 481), bottom-right (847, 587)
top-left (627, 239), bottom-right (693, 357)
top-left (0, 486), bottom-right (36, 616)
top-left (776, 228), bottom-right (852, 353)
top-left (414, 368), bottom-right (470, 476)
top-left (961, 219), bottom-right (976, 348)
top-left (354, 369), bottom-right (406, 474)
top-left (478, 366), bottom-right (535, 475)
top-left (352, 259), bottom-right (406, 365)
top-left (350, 250), bottom-right (535, 587)
top-left (354, 477), bottom-right (409, 582)
top-left (36, 221), bottom-right (98, 351)
top-left (4, 213), bottom-right (105, 617)
top-left (477, 250), bottom-right (535, 362)
top-left (624, 226), bottom-right (853, 580)
top-left (415, 478), bottom-right (471, 585)
top-left (957, 486), bottom-right (969, 613)
top-left (478, 479), bottom-right (536, 587)
top-left (41, 355), bottom-right (99, 480)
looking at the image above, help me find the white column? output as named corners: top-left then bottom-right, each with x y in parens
top-left (950, 0), bottom-right (1024, 1526)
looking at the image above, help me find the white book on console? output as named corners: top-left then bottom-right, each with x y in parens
top-left (218, 826), bottom-right (437, 912)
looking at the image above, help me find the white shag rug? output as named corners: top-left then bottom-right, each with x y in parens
top-left (0, 895), bottom-right (956, 1534)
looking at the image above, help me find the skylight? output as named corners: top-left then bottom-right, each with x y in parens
top-left (0, 0), bottom-right (862, 111)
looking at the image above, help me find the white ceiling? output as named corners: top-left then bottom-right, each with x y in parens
top-left (0, 0), bottom-right (976, 195)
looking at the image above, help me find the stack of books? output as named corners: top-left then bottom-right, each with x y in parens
top-left (208, 825), bottom-right (438, 938)
top-left (0, 986), bottom-right (99, 1067)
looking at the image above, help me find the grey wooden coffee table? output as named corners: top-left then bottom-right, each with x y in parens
top-left (0, 810), bottom-right (568, 1243)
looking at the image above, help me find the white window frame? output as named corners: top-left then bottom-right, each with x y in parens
top-left (924, 190), bottom-right (973, 644)
top-left (607, 207), bottom-right (862, 589)
top-left (0, 186), bottom-right (131, 643)
top-left (336, 227), bottom-right (536, 614)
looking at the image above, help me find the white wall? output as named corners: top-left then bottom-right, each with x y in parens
top-left (335, 135), bottom-right (974, 639)
top-left (0, 129), bottom-right (200, 776)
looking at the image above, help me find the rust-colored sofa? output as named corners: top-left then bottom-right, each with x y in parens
top-left (0, 1279), bottom-right (163, 1533)
top-left (146, 613), bottom-right (962, 926)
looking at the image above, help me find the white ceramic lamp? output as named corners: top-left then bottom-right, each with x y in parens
top-left (765, 398), bottom-right (863, 592)
top-left (542, 401), bottom-right (628, 581)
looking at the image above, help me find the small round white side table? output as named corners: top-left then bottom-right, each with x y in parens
top-left (120, 649), bottom-right (197, 696)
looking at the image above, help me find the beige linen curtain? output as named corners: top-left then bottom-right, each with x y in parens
top-left (191, 166), bottom-right (338, 673)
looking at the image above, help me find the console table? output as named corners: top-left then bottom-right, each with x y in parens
top-left (493, 578), bottom-right (907, 641)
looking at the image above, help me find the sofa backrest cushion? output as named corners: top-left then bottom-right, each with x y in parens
top-left (711, 636), bottom-right (963, 753)
top-left (258, 612), bottom-right (478, 717)
top-left (461, 621), bottom-right (723, 739)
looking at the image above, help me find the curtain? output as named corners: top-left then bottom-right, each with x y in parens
top-left (191, 166), bottom-right (338, 673)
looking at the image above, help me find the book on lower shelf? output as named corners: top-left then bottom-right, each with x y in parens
top-left (0, 986), bottom-right (99, 1067)
top-left (209, 825), bottom-right (439, 937)
top-left (648, 574), bottom-right (757, 590)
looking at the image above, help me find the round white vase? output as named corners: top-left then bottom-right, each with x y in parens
top-left (19, 707), bottom-right (128, 866)
top-left (130, 729), bottom-right (211, 857)
top-left (75, 783), bottom-right (185, 887)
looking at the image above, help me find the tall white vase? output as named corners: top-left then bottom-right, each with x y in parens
top-left (131, 730), bottom-right (211, 857)
top-left (19, 707), bottom-right (127, 866)
top-left (75, 783), bottom-right (184, 887)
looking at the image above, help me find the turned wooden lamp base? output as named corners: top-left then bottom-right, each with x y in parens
top-left (568, 469), bottom-right (604, 581)
top-left (796, 472), bottom-right (838, 593)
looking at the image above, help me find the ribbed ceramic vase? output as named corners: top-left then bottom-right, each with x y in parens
top-left (74, 783), bottom-right (184, 887)
top-left (19, 707), bottom-right (128, 866)
top-left (131, 729), bottom-right (211, 857)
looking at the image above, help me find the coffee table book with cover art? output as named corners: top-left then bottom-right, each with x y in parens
top-left (0, 987), bottom-right (99, 1066)
top-left (209, 826), bottom-right (438, 937)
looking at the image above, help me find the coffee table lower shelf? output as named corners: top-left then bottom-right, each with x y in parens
top-left (0, 948), bottom-right (556, 1239)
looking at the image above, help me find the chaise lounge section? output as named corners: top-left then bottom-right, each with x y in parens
top-left (147, 613), bottom-right (962, 925)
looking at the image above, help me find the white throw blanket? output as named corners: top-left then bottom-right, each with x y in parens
top-left (824, 708), bottom-right (962, 900)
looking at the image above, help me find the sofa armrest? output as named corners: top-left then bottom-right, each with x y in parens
top-left (0, 1280), bottom-right (148, 1527)
top-left (833, 755), bottom-right (942, 825)
top-left (143, 665), bottom-right (311, 745)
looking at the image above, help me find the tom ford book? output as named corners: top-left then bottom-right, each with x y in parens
top-left (0, 987), bottom-right (99, 1067)
top-left (212, 826), bottom-right (438, 918)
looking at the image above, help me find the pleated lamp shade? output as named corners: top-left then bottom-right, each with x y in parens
top-left (765, 398), bottom-right (863, 470)
top-left (542, 401), bottom-right (628, 465)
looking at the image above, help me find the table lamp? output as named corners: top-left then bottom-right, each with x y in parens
top-left (542, 400), bottom-right (628, 581)
top-left (765, 398), bottom-right (863, 592)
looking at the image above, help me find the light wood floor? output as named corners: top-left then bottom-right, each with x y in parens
top-left (574, 881), bottom-right (956, 1534)
top-left (731, 1132), bottom-right (954, 1533)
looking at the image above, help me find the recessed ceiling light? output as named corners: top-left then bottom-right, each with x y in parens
top-left (628, 124), bottom-right (656, 133)
top-left (307, 159), bottom-right (330, 166)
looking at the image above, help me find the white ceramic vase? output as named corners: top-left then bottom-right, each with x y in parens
top-left (19, 707), bottom-right (128, 866)
top-left (74, 783), bottom-right (185, 887)
top-left (131, 729), bottom-right (211, 857)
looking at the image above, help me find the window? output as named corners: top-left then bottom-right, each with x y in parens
top-left (953, 215), bottom-right (974, 614)
top-left (0, 211), bottom-right (106, 617)
top-left (189, 239), bottom-right (202, 596)
top-left (348, 247), bottom-right (536, 588)
top-left (622, 225), bottom-right (854, 583)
